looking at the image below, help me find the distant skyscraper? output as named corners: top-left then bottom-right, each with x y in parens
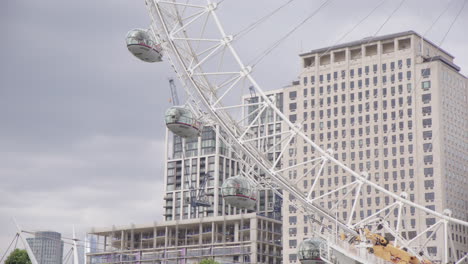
top-left (26, 231), bottom-right (64, 264)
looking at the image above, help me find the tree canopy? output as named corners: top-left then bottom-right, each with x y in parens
top-left (5, 249), bottom-right (32, 264)
top-left (199, 259), bottom-right (220, 264)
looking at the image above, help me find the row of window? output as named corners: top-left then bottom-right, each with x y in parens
top-left (296, 83), bottom-right (415, 100)
top-left (291, 82), bottom-right (416, 101)
top-left (302, 60), bottom-right (416, 84)
top-left (302, 66), bottom-right (431, 87)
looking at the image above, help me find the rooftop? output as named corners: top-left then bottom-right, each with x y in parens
top-left (89, 213), bottom-right (281, 234)
top-left (299, 30), bottom-right (454, 59)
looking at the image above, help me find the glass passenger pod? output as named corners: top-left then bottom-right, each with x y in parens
top-left (298, 238), bottom-right (326, 264)
top-left (165, 106), bottom-right (202, 138)
top-left (126, 29), bottom-right (162, 62)
top-left (221, 175), bottom-right (257, 210)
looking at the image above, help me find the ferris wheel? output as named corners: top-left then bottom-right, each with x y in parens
top-left (126, 0), bottom-right (468, 263)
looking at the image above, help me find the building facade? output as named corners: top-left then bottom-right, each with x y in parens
top-left (86, 125), bottom-right (283, 264)
top-left (26, 231), bottom-right (64, 264)
top-left (86, 213), bottom-right (282, 264)
top-left (276, 31), bottom-right (467, 263)
top-left (163, 126), bottom-right (282, 222)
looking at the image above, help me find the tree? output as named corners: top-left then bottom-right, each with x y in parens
top-left (199, 259), bottom-right (220, 264)
top-left (5, 249), bottom-right (32, 264)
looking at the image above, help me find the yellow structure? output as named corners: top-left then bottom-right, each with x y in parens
top-left (342, 229), bottom-right (433, 264)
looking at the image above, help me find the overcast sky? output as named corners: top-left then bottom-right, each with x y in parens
top-left (1, 0), bottom-right (466, 259)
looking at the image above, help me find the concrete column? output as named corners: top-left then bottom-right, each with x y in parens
top-left (104, 236), bottom-right (107, 251)
top-left (120, 230), bottom-right (124, 250)
top-left (174, 224), bottom-right (179, 247)
top-left (214, 125), bottom-right (220, 217)
top-left (250, 218), bottom-right (258, 264)
top-left (165, 226), bottom-right (168, 248)
top-left (199, 223), bottom-right (203, 245)
top-left (111, 225), bottom-right (116, 252)
top-left (222, 219), bottom-right (226, 243)
top-left (130, 224), bottom-right (135, 250)
top-left (153, 223), bottom-right (157, 249)
top-left (211, 222), bottom-right (215, 244)
top-left (234, 221), bottom-right (239, 242)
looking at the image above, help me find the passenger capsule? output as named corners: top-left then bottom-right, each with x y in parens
top-left (221, 175), bottom-right (257, 210)
top-left (165, 106), bottom-right (202, 138)
top-left (126, 29), bottom-right (162, 62)
top-left (297, 238), bottom-right (326, 264)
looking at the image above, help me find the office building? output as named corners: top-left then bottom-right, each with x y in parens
top-left (276, 31), bottom-right (467, 263)
top-left (163, 125), bottom-right (281, 221)
top-left (26, 231), bottom-right (64, 264)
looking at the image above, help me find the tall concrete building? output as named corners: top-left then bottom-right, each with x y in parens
top-left (86, 126), bottom-right (283, 264)
top-left (163, 126), bottom-right (281, 221)
top-left (274, 31), bottom-right (467, 263)
top-left (27, 231), bottom-right (64, 264)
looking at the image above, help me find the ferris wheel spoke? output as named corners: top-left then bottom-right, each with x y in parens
top-left (172, 10), bottom-right (209, 35)
top-left (292, 157), bottom-right (324, 185)
top-left (157, 1), bottom-right (207, 9)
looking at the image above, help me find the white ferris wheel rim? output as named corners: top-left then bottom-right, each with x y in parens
top-left (146, 1), bottom-right (468, 259)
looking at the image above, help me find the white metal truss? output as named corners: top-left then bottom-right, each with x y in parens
top-left (145, 0), bottom-right (468, 262)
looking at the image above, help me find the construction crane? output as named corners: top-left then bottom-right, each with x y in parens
top-left (168, 78), bottom-right (179, 106)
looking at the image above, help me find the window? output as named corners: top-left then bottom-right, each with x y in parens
top-left (426, 217), bottom-right (436, 225)
top-left (424, 168), bottom-right (433, 177)
top-left (289, 227), bottom-right (297, 236)
top-left (289, 103), bottom-right (297, 111)
top-left (289, 114), bottom-right (297, 123)
top-left (303, 76), bottom-right (308, 85)
top-left (427, 247), bottom-right (437, 256)
top-left (422, 81), bottom-right (431, 90)
top-left (425, 192), bottom-right (435, 202)
top-left (421, 68), bottom-right (431, 78)
top-left (424, 180), bottom-right (434, 189)
top-left (424, 155), bottom-right (433, 164)
top-left (289, 216), bottom-right (297, 224)
top-left (406, 58), bottom-right (411, 67)
top-left (422, 106), bottom-right (431, 116)
top-left (422, 94), bottom-right (431, 103)
top-left (289, 91), bottom-right (297, 100)
top-left (423, 143), bottom-right (432, 152)
top-left (423, 118), bottom-right (432, 128)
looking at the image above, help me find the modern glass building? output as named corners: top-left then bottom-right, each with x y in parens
top-left (26, 231), bottom-right (64, 264)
